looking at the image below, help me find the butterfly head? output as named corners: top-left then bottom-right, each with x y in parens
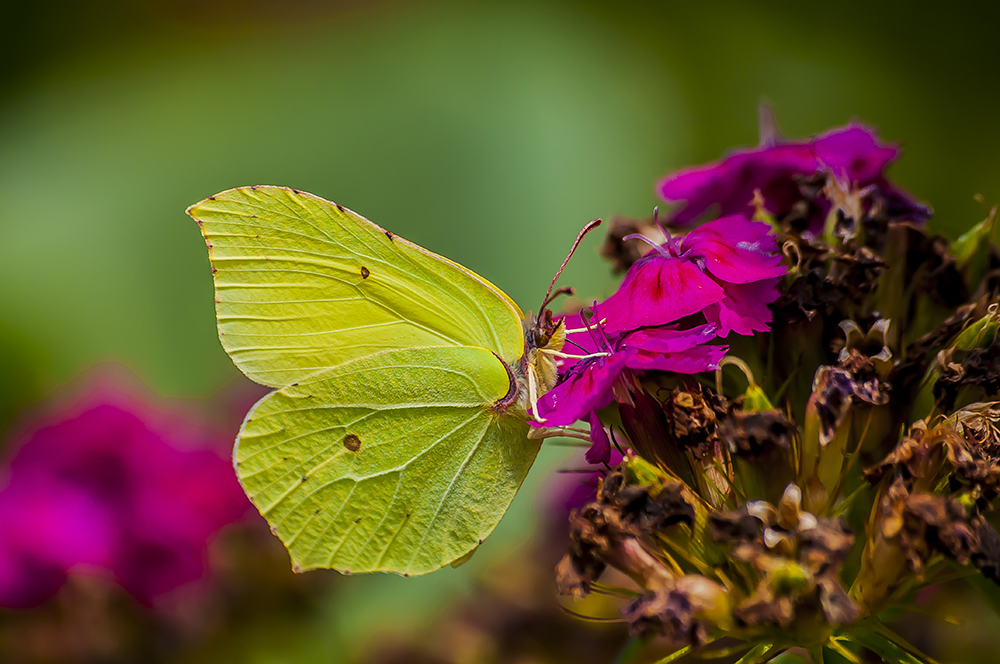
top-left (506, 309), bottom-right (567, 422)
top-left (526, 309), bottom-right (567, 390)
top-left (505, 218), bottom-right (602, 423)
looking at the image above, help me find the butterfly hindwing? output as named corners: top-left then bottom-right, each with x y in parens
top-left (187, 186), bottom-right (525, 387)
top-left (235, 345), bottom-right (539, 576)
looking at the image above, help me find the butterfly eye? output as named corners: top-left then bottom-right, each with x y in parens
top-left (533, 320), bottom-right (553, 348)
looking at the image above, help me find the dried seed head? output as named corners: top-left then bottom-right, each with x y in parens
top-left (556, 469), bottom-right (694, 599)
top-left (719, 407), bottom-right (796, 457)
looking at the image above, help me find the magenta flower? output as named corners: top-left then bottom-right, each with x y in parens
top-left (0, 387), bottom-right (250, 608)
top-left (658, 123), bottom-right (930, 229)
top-left (532, 315), bottom-right (727, 463)
top-left (598, 215), bottom-right (787, 337)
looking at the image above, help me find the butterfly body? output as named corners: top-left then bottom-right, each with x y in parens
top-left (189, 185), bottom-right (559, 576)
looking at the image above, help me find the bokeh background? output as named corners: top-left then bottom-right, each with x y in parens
top-left (2, 1), bottom-right (1000, 662)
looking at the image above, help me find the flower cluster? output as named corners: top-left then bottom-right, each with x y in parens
top-left (533, 214), bottom-right (787, 464)
top-left (542, 119), bottom-right (1000, 663)
top-left (0, 385), bottom-right (250, 608)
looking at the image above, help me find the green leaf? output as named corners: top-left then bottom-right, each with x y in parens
top-left (964, 570), bottom-right (1000, 615)
top-left (744, 384), bottom-right (775, 412)
top-left (769, 654), bottom-right (810, 664)
top-left (612, 635), bottom-right (653, 664)
top-left (734, 644), bottom-right (779, 664)
top-left (651, 645), bottom-right (692, 664)
top-left (850, 624), bottom-right (937, 664)
top-left (952, 204), bottom-right (997, 285)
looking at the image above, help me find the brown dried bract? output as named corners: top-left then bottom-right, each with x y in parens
top-left (621, 575), bottom-right (727, 645)
top-left (556, 470), bottom-right (694, 599)
top-left (719, 408), bottom-right (796, 457)
top-left (666, 385), bottom-right (727, 459)
top-left (771, 244), bottom-right (884, 326)
top-left (877, 479), bottom-right (977, 575)
top-left (862, 424), bottom-right (953, 486)
top-left (811, 353), bottom-right (890, 446)
top-left (934, 337), bottom-right (1000, 411)
top-left (866, 413), bottom-right (1000, 507)
top-left (711, 485), bottom-right (858, 627)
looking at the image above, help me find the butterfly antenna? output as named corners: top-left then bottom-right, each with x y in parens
top-left (540, 218), bottom-right (602, 313)
top-left (540, 286), bottom-right (575, 311)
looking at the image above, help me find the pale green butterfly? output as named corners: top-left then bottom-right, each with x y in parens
top-left (188, 185), bottom-right (594, 576)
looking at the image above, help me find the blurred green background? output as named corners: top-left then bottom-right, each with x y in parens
top-left (2, 0), bottom-right (998, 661)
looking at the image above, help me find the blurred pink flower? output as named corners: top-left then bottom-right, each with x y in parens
top-left (658, 123), bottom-right (930, 230)
top-left (0, 387), bottom-right (250, 608)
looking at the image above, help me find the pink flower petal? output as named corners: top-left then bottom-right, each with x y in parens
top-left (622, 324), bottom-right (727, 373)
top-left (683, 216), bottom-right (786, 285)
top-left (622, 323), bottom-right (717, 354)
top-left (704, 278), bottom-right (781, 337)
top-left (658, 146), bottom-right (815, 224)
top-left (584, 410), bottom-right (611, 465)
top-left (599, 256), bottom-right (725, 335)
top-left (626, 344), bottom-right (729, 373)
top-left (534, 352), bottom-right (628, 427)
top-left (810, 124), bottom-right (898, 183)
top-left (657, 123), bottom-right (929, 227)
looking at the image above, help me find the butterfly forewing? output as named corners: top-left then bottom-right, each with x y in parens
top-left (188, 186), bottom-right (525, 387)
top-left (236, 346), bottom-right (540, 575)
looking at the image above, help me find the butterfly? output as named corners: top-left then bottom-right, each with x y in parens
top-left (188, 185), bottom-right (590, 576)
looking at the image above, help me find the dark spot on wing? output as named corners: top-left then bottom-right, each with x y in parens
top-left (385, 231), bottom-right (394, 241)
top-left (207, 195), bottom-right (216, 201)
top-left (336, 203), bottom-right (345, 212)
top-left (354, 517), bottom-right (362, 524)
top-left (301, 475), bottom-right (308, 483)
top-left (360, 266), bottom-right (370, 279)
top-left (343, 434), bottom-right (362, 452)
